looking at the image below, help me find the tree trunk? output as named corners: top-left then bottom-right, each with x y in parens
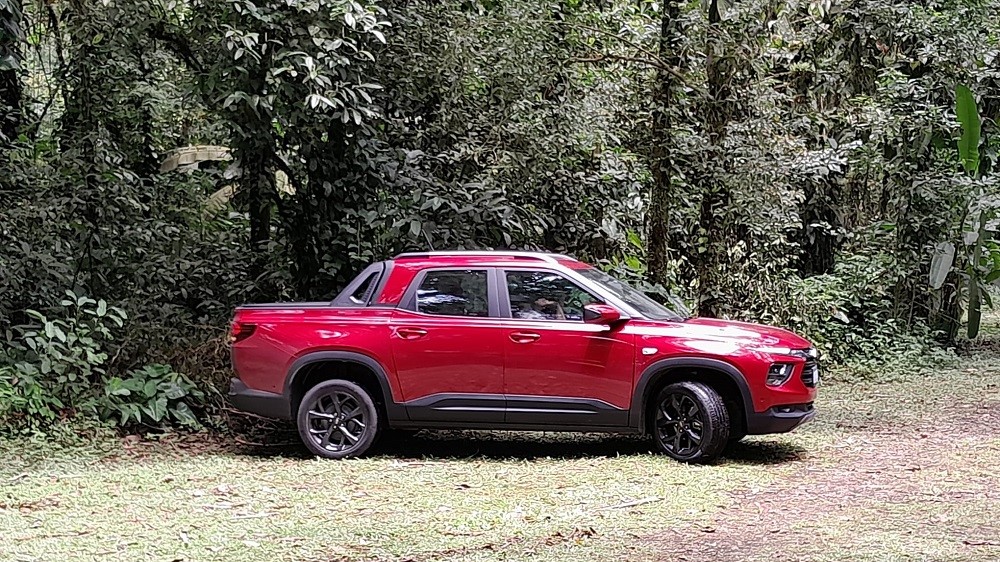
top-left (647, 0), bottom-right (683, 287)
top-left (0, 0), bottom-right (22, 147)
top-left (693, 0), bottom-right (732, 318)
top-left (238, 135), bottom-right (275, 252)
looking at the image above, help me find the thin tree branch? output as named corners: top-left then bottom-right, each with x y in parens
top-left (149, 22), bottom-right (204, 74)
top-left (46, 5), bottom-right (67, 74)
top-left (556, 21), bottom-right (688, 84)
top-left (567, 53), bottom-right (686, 82)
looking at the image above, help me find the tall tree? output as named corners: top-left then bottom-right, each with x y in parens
top-left (647, 0), bottom-right (683, 287)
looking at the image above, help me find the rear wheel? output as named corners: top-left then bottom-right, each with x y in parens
top-left (652, 381), bottom-right (729, 464)
top-left (297, 380), bottom-right (378, 459)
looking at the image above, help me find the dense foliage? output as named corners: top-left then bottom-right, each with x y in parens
top-left (1, 0), bottom-right (998, 429)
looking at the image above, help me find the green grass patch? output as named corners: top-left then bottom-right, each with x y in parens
top-left (2, 350), bottom-right (999, 561)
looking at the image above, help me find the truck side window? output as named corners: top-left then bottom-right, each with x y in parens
top-left (506, 270), bottom-right (599, 321)
top-left (347, 271), bottom-right (379, 304)
top-left (416, 270), bottom-right (489, 317)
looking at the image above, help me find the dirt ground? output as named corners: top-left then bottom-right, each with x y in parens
top-left (648, 357), bottom-right (1000, 562)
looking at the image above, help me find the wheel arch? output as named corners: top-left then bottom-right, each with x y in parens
top-left (631, 357), bottom-right (751, 436)
top-left (284, 351), bottom-right (407, 423)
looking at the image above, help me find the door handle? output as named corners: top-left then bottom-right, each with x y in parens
top-left (396, 327), bottom-right (428, 340)
top-left (509, 331), bottom-right (541, 344)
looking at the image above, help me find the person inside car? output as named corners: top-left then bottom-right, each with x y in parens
top-left (511, 294), bottom-right (565, 320)
top-left (532, 297), bottom-right (565, 320)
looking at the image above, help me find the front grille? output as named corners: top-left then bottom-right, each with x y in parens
top-left (791, 347), bottom-right (820, 387)
top-left (802, 359), bottom-right (819, 387)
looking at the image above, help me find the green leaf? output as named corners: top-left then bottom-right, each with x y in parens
top-left (172, 402), bottom-right (198, 427)
top-left (627, 230), bottom-right (643, 250)
top-left (929, 242), bottom-right (955, 289)
top-left (121, 378), bottom-right (145, 392)
top-left (956, 84), bottom-right (981, 175)
top-left (160, 382), bottom-right (187, 400)
top-left (152, 396), bottom-right (168, 421)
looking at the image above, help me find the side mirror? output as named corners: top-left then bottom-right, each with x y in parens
top-left (583, 303), bottom-right (623, 325)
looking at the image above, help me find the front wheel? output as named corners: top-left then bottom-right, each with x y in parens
top-left (651, 381), bottom-right (730, 464)
top-left (297, 380), bottom-right (378, 459)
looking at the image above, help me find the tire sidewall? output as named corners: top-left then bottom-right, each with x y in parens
top-left (297, 380), bottom-right (379, 459)
top-left (652, 381), bottom-right (730, 463)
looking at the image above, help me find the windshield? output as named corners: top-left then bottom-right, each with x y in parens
top-left (577, 268), bottom-right (690, 322)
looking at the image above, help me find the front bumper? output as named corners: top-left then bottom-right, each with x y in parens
top-left (228, 378), bottom-right (292, 420)
top-left (746, 402), bottom-right (815, 435)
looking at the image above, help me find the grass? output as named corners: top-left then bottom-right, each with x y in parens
top-left (2, 348), bottom-right (1000, 561)
top-left (0, 432), bottom-right (789, 561)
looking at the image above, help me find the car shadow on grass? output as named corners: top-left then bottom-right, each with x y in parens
top-left (721, 439), bottom-right (806, 465)
top-left (234, 426), bottom-right (804, 466)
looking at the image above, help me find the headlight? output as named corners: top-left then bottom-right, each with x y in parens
top-left (766, 363), bottom-right (794, 386)
top-left (754, 345), bottom-right (793, 355)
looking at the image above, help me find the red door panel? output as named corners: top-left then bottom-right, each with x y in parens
top-left (389, 309), bottom-right (504, 421)
top-left (502, 320), bottom-right (635, 424)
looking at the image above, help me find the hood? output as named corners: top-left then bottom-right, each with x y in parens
top-left (629, 316), bottom-right (812, 351)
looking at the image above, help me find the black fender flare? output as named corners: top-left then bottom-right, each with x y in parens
top-left (630, 357), bottom-right (752, 433)
top-left (284, 350), bottom-right (407, 422)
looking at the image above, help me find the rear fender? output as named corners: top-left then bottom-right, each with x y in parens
top-left (284, 350), bottom-right (407, 422)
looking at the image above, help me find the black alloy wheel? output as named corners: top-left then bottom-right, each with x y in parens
top-left (296, 380), bottom-right (378, 459)
top-left (652, 381), bottom-right (729, 463)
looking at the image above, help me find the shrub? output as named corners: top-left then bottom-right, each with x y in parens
top-left (0, 293), bottom-right (125, 425)
top-left (0, 292), bottom-right (204, 431)
top-left (101, 364), bottom-right (204, 428)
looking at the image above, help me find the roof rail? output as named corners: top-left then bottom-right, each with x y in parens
top-left (392, 251), bottom-right (570, 264)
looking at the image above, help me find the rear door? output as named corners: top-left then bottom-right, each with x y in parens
top-left (499, 268), bottom-right (635, 427)
top-left (389, 268), bottom-right (506, 423)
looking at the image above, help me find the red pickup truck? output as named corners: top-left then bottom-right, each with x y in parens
top-left (229, 251), bottom-right (818, 463)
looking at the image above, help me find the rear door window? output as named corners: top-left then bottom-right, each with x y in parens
top-left (414, 270), bottom-right (490, 317)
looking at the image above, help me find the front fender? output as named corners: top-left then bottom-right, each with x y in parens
top-left (629, 356), bottom-right (752, 433)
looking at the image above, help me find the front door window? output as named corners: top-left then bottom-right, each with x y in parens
top-left (505, 270), bottom-right (599, 321)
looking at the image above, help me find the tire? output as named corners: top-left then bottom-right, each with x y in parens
top-left (651, 381), bottom-right (730, 464)
top-left (296, 380), bottom-right (378, 459)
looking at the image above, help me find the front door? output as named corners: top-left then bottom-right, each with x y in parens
top-left (389, 268), bottom-right (505, 423)
top-left (500, 268), bottom-right (635, 427)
